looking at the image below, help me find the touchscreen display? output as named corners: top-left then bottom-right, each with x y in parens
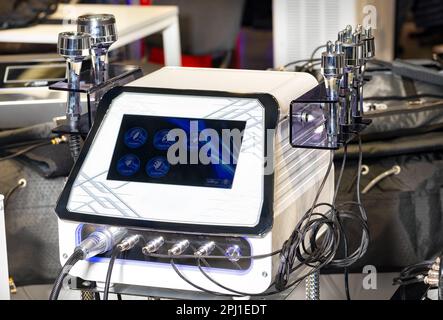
top-left (107, 115), bottom-right (246, 189)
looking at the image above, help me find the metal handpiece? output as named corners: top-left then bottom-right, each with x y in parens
top-left (58, 31), bottom-right (91, 160)
top-left (363, 26), bottom-right (375, 60)
top-left (352, 25), bottom-right (365, 119)
top-left (321, 40), bottom-right (344, 139)
top-left (77, 14), bottom-right (117, 84)
top-left (321, 41), bottom-right (344, 99)
top-left (57, 32), bottom-right (90, 131)
top-left (356, 26), bottom-right (376, 120)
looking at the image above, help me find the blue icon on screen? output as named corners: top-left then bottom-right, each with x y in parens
top-left (117, 154), bottom-right (140, 176)
top-left (124, 127), bottom-right (148, 149)
top-left (146, 156), bottom-right (170, 178)
top-left (153, 129), bottom-right (176, 150)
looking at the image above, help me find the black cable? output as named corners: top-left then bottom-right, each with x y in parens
top-left (393, 276), bottom-right (426, 286)
top-left (3, 180), bottom-right (25, 208)
top-left (103, 246), bottom-right (122, 300)
top-left (283, 44), bottom-right (325, 69)
top-left (275, 151), bottom-right (335, 290)
top-left (364, 93), bottom-right (443, 101)
top-left (143, 250), bottom-right (281, 260)
top-left (0, 141), bottom-right (50, 162)
top-left (173, 257), bottom-right (302, 298)
top-left (49, 249), bottom-right (84, 300)
top-left (310, 45), bottom-right (326, 62)
top-left (170, 259), bottom-right (234, 297)
top-left (0, 139), bottom-right (48, 151)
top-left (166, 144), bottom-right (368, 298)
top-left (283, 58), bottom-right (320, 69)
top-left (333, 145), bottom-right (351, 300)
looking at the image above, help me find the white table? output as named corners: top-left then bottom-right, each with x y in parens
top-left (0, 4), bottom-right (181, 66)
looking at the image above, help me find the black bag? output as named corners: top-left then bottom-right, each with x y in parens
top-left (0, 0), bottom-right (58, 30)
top-left (330, 64), bottom-right (443, 271)
top-left (362, 61), bottom-right (443, 142)
top-left (334, 135), bottom-right (443, 271)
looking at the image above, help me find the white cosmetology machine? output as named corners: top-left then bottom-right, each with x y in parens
top-left (54, 67), bottom-right (334, 297)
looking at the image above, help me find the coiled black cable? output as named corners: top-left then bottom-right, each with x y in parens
top-left (49, 249), bottom-right (84, 300)
top-left (275, 151), bottom-right (336, 290)
top-left (166, 140), bottom-right (369, 298)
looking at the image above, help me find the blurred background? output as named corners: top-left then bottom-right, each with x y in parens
top-left (1, 0), bottom-right (442, 70)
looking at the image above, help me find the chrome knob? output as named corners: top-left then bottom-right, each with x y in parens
top-left (58, 31), bottom-right (91, 61)
top-left (77, 14), bottom-right (117, 48)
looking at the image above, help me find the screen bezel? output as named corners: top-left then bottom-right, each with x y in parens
top-left (55, 86), bottom-right (280, 236)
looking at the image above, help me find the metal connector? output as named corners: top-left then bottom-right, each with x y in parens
top-left (117, 234), bottom-right (142, 252)
top-left (194, 241), bottom-right (216, 256)
top-left (142, 236), bottom-right (165, 254)
top-left (51, 135), bottom-right (68, 145)
top-left (424, 276), bottom-right (439, 286)
top-left (168, 240), bottom-right (190, 256)
top-left (225, 245), bottom-right (242, 262)
top-left (76, 227), bottom-right (128, 259)
top-left (427, 269), bottom-right (440, 278)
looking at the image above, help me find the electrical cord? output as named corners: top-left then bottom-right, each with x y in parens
top-left (103, 246), bottom-right (122, 300)
top-left (283, 58), bottom-right (320, 69)
top-left (144, 250), bottom-right (281, 261)
top-left (3, 179), bottom-right (26, 208)
top-left (170, 259), bottom-right (233, 297)
top-left (393, 260), bottom-right (434, 286)
top-left (283, 44), bottom-right (325, 70)
top-left (0, 141), bottom-right (50, 162)
top-left (0, 139), bottom-right (48, 150)
top-left (103, 234), bottom-right (143, 300)
top-left (0, 135), bottom-right (67, 162)
top-left (165, 141), bottom-right (369, 298)
top-left (332, 145), bottom-right (351, 300)
top-left (275, 151), bottom-right (335, 290)
top-left (49, 227), bottom-right (127, 300)
top-left (49, 249), bottom-right (84, 300)
top-left (364, 93), bottom-right (443, 101)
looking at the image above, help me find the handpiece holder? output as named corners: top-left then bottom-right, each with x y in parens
top-left (289, 24), bottom-right (373, 150)
top-left (50, 13), bottom-right (143, 136)
top-left (49, 63), bottom-right (143, 136)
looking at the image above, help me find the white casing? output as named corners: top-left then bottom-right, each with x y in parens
top-left (58, 67), bottom-right (334, 295)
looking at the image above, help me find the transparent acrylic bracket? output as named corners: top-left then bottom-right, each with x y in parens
top-left (50, 63), bottom-right (143, 135)
top-left (289, 84), bottom-right (360, 150)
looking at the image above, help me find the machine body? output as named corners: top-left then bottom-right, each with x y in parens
top-left (55, 67), bottom-right (333, 296)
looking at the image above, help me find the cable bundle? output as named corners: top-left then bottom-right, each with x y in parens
top-left (155, 136), bottom-right (370, 298)
top-left (274, 137), bottom-right (370, 294)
